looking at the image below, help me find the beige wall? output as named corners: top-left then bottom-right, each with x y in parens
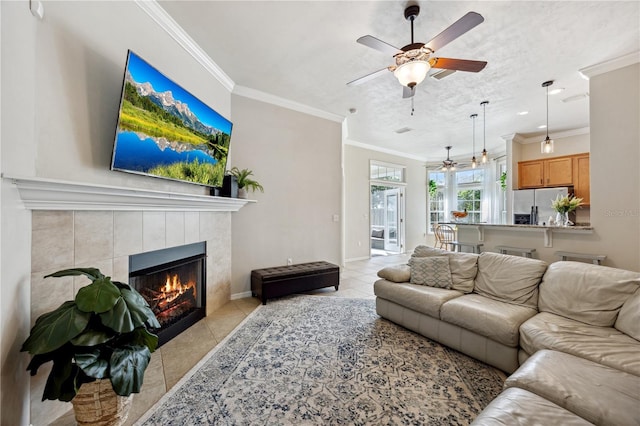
top-left (229, 95), bottom-right (342, 297)
top-left (589, 63), bottom-right (640, 270)
top-left (518, 132), bottom-right (590, 161)
top-left (343, 144), bottom-right (427, 261)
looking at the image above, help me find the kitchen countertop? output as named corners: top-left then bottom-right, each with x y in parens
top-left (440, 222), bottom-right (593, 230)
top-left (438, 222), bottom-right (594, 247)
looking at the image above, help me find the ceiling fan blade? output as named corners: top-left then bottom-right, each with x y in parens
top-left (402, 86), bottom-right (415, 99)
top-left (424, 12), bottom-right (484, 53)
top-left (357, 35), bottom-right (403, 56)
top-left (347, 67), bottom-right (389, 86)
top-left (431, 57), bottom-right (487, 72)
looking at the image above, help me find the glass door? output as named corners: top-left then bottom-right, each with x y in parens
top-left (384, 188), bottom-right (400, 252)
top-left (370, 185), bottom-right (404, 255)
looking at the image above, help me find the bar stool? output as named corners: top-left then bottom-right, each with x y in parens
top-left (555, 251), bottom-right (606, 265)
top-left (434, 224), bottom-right (456, 251)
top-left (496, 245), bottom-right (536, 258)
top-left (450, 241), bottom-right (484, 254)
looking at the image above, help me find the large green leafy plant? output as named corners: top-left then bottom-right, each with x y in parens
top-left (21, 268), bottom-right (160, 401)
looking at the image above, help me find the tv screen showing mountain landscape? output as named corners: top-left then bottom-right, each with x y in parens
top-left (111, 50), bottom-right (232, 187)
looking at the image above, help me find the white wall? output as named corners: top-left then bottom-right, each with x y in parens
top-left (229, 94), bottom-right (342, 297)
top-left (343, 143), bottom-right (427, 261)
top-left (1, 2), bottom-right (233, 423)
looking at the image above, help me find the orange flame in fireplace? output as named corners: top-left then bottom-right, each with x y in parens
top-left (157, 274), bottom-right (196, 309)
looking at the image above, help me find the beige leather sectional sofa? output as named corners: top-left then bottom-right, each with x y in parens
top-left (373, 246), bottom-right (640, 425)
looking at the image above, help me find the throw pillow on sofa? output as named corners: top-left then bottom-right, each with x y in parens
top-left (408, 256), bottom-right (453, 288)
top-left (412, 245), bottom-right (478, 293)
top-left (377, 264), bottom-right (411, 283)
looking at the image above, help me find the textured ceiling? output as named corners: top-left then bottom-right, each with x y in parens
top-left (159, 1), bottom-right (639, 163)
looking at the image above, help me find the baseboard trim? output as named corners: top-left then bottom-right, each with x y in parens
top-left (345, 256), bottom-right (370, 263)
top-left (231, 291), bottom-right (253, 300)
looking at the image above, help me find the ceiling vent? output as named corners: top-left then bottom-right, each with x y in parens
top-left (562, 93), bottom-right (589, 103)
top-left (430, 69), bottom-right (457, 80)
top-left (395, 127), bottom-right (413, 134)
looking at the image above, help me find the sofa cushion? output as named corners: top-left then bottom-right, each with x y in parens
top-left (376, 264), bottom-right (411, 283)
top-left (440, 294), bottom-right (537, 347)
top-left (408, 256), bottom-right (452, 288)
top-left (615, 287), bottom-right (640, 340)
top-left (470, 387), bottom-right (592, 426)
top-left (474, 252), bottom-right (547, 309)
top-left (411, 245), bottom-right (477, 293)
top-left (519, 312), bottom-right (640, 376)
top-left (505, 349), bottom-right (640, 426)
top-left (538, 261), bottom-right (640, 327)
top-left (373, 279), bottom-right (462, 318)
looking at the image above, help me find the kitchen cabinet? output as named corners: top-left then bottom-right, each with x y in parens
top-left (545, 156), bottom-right (573, 186)
top-left (573, 154), bottom-right (590, 205)
top-left (518, 153), bottom-right (588, 191)
top-left (518, 160), bottom-right (544, 188)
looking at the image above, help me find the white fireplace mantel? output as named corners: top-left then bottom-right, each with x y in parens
top-left (5, 176), bottom-right (255, 212)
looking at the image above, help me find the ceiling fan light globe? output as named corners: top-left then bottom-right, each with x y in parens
top-left (394, 61), bottom-right (430, 87)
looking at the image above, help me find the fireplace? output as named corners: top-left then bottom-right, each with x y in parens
top-left (129, 242), bottom-right (206, 346)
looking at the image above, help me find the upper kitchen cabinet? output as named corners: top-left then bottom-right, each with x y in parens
top-left (518, 153), bottom-right (589, 195)
top-left (545, 156), bottom-right (574, 186)
top-left (573, 153), bottom-right (590, 205)
top-left (518, 160), bottom-right (545, 188)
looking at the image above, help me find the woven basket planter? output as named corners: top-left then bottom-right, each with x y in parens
top-left (71, 380), bottom-right (133, 426)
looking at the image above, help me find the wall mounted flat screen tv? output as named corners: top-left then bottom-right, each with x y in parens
top-left (111, 50), bottom-right (232, 188)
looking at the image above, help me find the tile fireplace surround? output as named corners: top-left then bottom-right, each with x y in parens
top-left (11, 177), bottom-right (251, 425)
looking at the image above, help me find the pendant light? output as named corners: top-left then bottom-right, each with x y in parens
top-left (481, 101), bottom-right (489, 163)
top-left (541, 80), bottom-right (555, 154)
top-left (470, 114), bottom-right (478, 168)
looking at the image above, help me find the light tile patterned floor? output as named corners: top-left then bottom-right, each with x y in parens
top-left (51, 254), bottom-right (409, 425)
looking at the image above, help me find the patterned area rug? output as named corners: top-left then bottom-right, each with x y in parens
top-left (138, 296), bottom-right (506, 425)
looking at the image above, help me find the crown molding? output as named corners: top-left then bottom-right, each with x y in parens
top-left (579, 51), bottom-right (640, 79)
top-left (5, 176), bottom-right (253, 212)
top-left (344, 139), bottom-right (428, 162)
top-left (135, 0), bottom-right (235, 92)
top-left (520, 127), bottom-right (590, 144)
top-left (233, 85), bottom-right (344, 123)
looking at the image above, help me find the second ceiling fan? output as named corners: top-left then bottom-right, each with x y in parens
top-left (348, 5), bottom-right (487, 98)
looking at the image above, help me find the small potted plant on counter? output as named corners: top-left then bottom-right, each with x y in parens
top-left (21, 268), bottom-right (160, 425)
top-left (229, 166), bottom-right (264, 199)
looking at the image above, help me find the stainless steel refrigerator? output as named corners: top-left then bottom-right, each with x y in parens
top-left (513, 187), bottom-right (572, 225)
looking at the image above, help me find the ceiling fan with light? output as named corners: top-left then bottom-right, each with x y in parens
top-left (426, 146), bottom-right (471, 171)
top-left (347, 5), bottom-right (487, 98)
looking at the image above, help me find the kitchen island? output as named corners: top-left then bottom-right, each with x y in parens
top-left (439, 222), bottom-right (593, 248)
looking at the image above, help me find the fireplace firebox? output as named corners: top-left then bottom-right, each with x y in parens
top-left (129, 242), bottom-right (206, 346)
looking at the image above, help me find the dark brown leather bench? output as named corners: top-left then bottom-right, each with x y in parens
top-left (251, 261), bottom-right (340, 305)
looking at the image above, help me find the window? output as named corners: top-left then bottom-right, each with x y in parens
top-left (428, 167), bottom-right (491, 230)
top-left (456, 169), bottom-right (484, 223)
top-left (428, 172), bottom-right (446, 231)
top-left (370, 163), bottom-right (404, 182)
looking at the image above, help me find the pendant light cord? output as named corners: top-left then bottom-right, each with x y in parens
top-left (546, 84), bottom-right (550, 138)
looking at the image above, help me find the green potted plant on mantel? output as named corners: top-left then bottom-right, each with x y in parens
top-left (229, 166), bottom-right (264, 199)
top-left (21, 268), bottom-right (160, 425)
